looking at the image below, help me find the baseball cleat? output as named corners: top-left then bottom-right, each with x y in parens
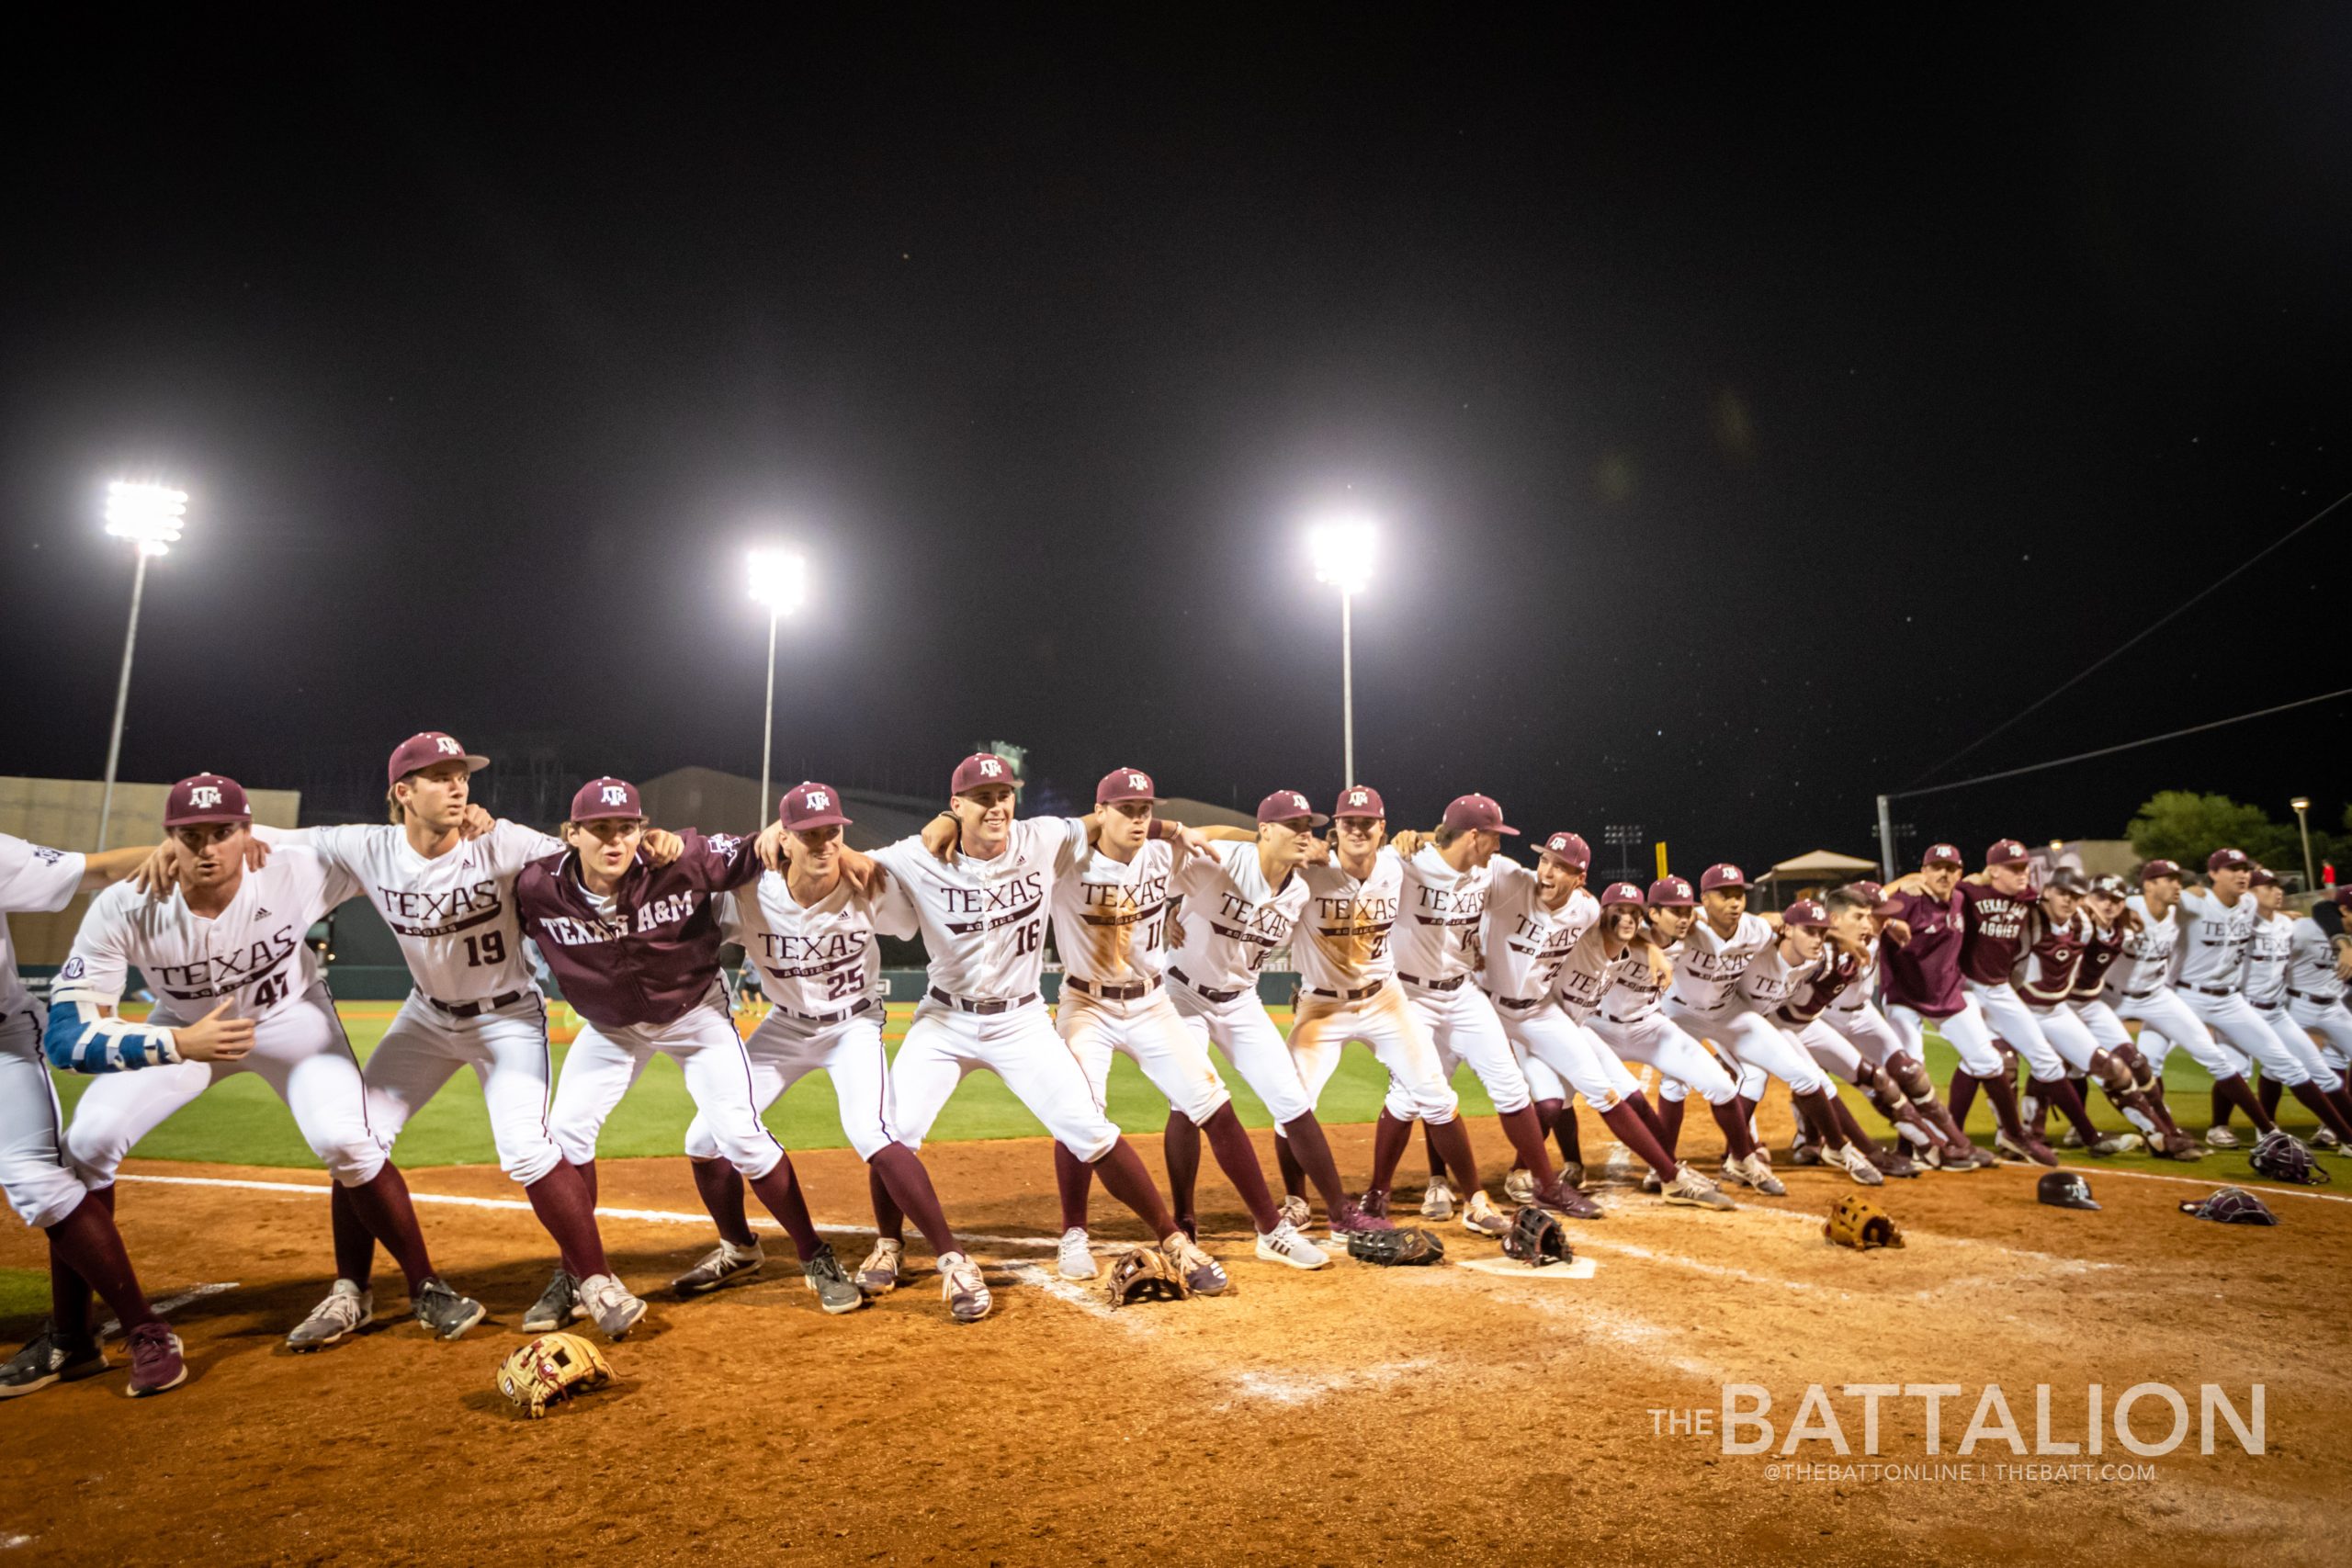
top-left (1834, 1145), bottom-right (1885, 1187)
top-left (2085, 1132), bottom-right (2143, 1157)
top-left (286, 1279), bottom-right (374, 1351)
top-left (801, 1243), bottom-right (865, 1314)
top-left (1056, 1228), bottom-right (1098, 1281)
top-left (2313, 1127), bottom-right (2342, 1152)
top-left (414, 1278), bottom-right (487, 1341)
top-left (1735, 1153), bottom-right (1787, 1197)
top-left (854, 1237), bottom-right (906, 1295)
top-left (1329, 1195), bottom-right (1393, 1235)
top-left (1538, 1179), bottom-right (1603, 1220)
top-left (2159, 1132), bottom-right (2206, 1160)
top-left (521, 1269), bottom-right (582, 1334)
top-left (1460, 1190), bottom-right (1514, 1237)
top-left (2058, 1127), bottom-right (2086, 1149)
top-left (1789, 1140), bottom-right (1824, 1167)
top-left (1967, 1145), bottom-right (2002, 1169)
top-left (1161, 1232), bottom-right (1228, 1295)
top-left (1420, 1176), bottom-right (1456, 1220)
top-left (1277, 1195), bottom-right (1311, 1231)
top-left (1661, 1166), bottom-right (1737, 1211)
top-left (2204, 1126), bottom-right (2242, 1151)
top-left (673, 1239), bottom-right (765, 1296)
top-left (125, 1323), bottom-right (186, 1398)
top-left (1254, 1221), bottom-right (1330, 1270)
top-left (1868, 1147), bottom-right (1922, 1179)
top-left (1557, 1158), bottom-right (1586, 1190)
top-left (0, 1323), bottom-right (107, 1398)
top-left (576, 1273), bottom-right (648, 1339)
top-left (1640, 1169), bottom-right (1664, 1194)
top-left (1503, 1166), bottom-right (1538, 1204)
top-left (1994, 1130), bottom-right (2061, 1168)
top-left (938, 1253), bottom-right (991, 1323)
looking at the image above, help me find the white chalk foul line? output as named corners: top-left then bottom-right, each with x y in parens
top-left (99, 1280), bottom-right (240, 1337)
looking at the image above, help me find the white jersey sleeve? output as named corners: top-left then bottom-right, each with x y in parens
top-left (0, 834), bottom-right (87, 1017)
top-left (2287, 918), bottom-right (2345, 1002)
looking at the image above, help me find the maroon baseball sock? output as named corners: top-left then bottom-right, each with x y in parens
top-left (1628, 1092), bottom-right (1668, 1146)
top-left (869, 1163), bottom-right (905, 1244)
top-left (2210, 1083), bottom-right (2233, 1130)
top-left (1707, 1099), bottom-right (1756, 1160)
top-left (341, 1168), bottom-right (436, 1298)
top-left (2334, 1085), bottom-right (2352, 1131)
top-left (1089, 1138), bottom-right (1176, 1237)
top-left (1978, 1074), bottom-right (2032, 1146)
top-left (747, 1157), bottom-right (824, 1261)
top-left (2213, 1074), bottom-right (2276, 1135)
top-left (51, 1183), bottom-right (119, 1336)
top-left (1822, 1095), bottom-right (1883, 1156)
top-left (1947, 1070), bottom-right (1980, 1130)
top-left (1657, 1095), bottom-right (1688, 1157)
top-left (1599, 1101), bottom-right (1678, 1179)
top-left (2258, 1074), bottom-right (2286, 1122)
top-left (2289, 1080), bottom-right (2352, 1142)
top-left (1201, 1104), bottom-right (1281, 1233)
top-left (1420, 1122), bottom-right (1448, 1182)
top-left (578, 1158), bottom-right (600, 1208)
top-left (1052, 1141), bottom-right (1093, 1233)
top-left (1424, 1116), bottom-right (1484, 1198)
top-left (323, 1182), bottom-right (378, 1288)
top-left (685, 1156), bottom-right (755, 1250)
top-left (868, 1144), bottom-right (958, 1257)
top-left (1498, 1105), bottom-right (1557, 1186)
top-left (1162, 1111), bottom-right (1202, 1225)
top-left (44, 1195), bottom-right (158, 1337)
top-left (1278, 1113), bottom-right (1351, 1213)
top-left (2037, 1077), bottom-right (2102, 1145)
top-left (1365, 1109), bottom-right (1414, 1196)
top-left (527, 1163), bottom-right (612, 1277)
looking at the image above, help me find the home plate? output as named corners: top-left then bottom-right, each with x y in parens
top-left (1454, 1255), bottom-right (1598, 1280)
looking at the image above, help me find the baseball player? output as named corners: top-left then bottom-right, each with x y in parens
top-left (2208, 870), bottom-right (2352, 1150)
top-left (865, 754), bottom-right (1227, 1295)
top-left (1476, 837), bottom-right (1734, 1209)
top-left (1486, 830), bottom-right (1606, 1198)
top-left (2282, 888), bottom-right (2352, 1134)
top-left (0, 833), bottom-right (197, 1399)
top-left (1164, 790), bottom-right (1390, 1240)
top-left (679, 782), bottom-right (993, 1320)
top-left (521, 777), bottom-right (870, 1323)
top-left (1583, 877), bottom-right (1784, 1196)
top-left (1046, 769), bottom-right (1327, 1275)
top-left (51, 774), bottom-right (486, 1347)
top-left (1280, 785), bottom-right (1510, 1236)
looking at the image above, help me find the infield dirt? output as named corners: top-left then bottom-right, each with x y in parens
top-left (2, 1116), bottom-right (2343, 1567)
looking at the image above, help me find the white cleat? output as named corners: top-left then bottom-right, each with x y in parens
top-left (1419, 1177), bottom-right (1455, 1221)
top-left (286, 1279), bottom-right (373, 1352)
top-left (1277, 1195), bottom-right (1311, 1231)
top-left (1057, 1228), bottom-right (1098, 1281)
top-left (1835, 1145), bottom-right (1885, 1187)
top-left (1735, 1153), bottom-right (1787, 1197)
top-left (1254, 1221), bottom-right (1330, 1270)
top-left (576, 1273), bottom-right (649, 1340)
top-left (1460, 1190), bottom-right (1513, 1237)
top-left (1502, 1167), bottom-right (1538, 1205)
top-left (855, 1237), bottom-right (906, 1295)
top-left (2204, 1126), bottom-right (2241, 1150)
top-left (939, 1252), bottom-right (991, 1323)
top-left (1661, 1166), bottom-right (1738, 1211)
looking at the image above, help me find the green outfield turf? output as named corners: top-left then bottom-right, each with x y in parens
top-left (48, 1001), bottom-right (2323, 1180)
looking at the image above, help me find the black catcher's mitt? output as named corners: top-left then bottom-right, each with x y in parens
top-left (1500, 1204), bottom-right (1570, 1267)
top-left (1345, 1226), bottom-right (1446, 1266)
top-left (2179, 1187), bottom-right (2280, 1225)
top-left (1105, 1246), bottom-right (1191, 1308)
top-left (2248, 1132), bottom-right (2330, 1185)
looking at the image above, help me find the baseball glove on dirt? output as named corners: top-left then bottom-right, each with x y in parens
top-left (2248, 1131), bottom-right (2330, 1185)
top-left (1105, 1246), bottom-right (1191, 1308)
top-left (495, 1332), bottom-right (615, 1418)
top-left (1501, 1204), bottom-right (1570, 1267)
top-left (1345, 1226), bottom-right (1447, 1266)
top-left (1823, 1194), bottom-right (1904, 1250)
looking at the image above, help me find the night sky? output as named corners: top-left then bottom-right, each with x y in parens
top-left (6, 9), bottom-right (2346, 871)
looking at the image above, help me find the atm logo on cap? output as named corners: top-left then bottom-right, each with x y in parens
top-left (600, 785), bottom-right (628, 806)
top-left (978, 759), bottom-right (1003, 778)
top-left (189, 785), bottom-right (224, 809)
top-left (805, 789), bottom-right (831, 811)
top-left (435, 736), bottom-right (463, 756)
top-left (1347, 790), bottom-right (1369, 807)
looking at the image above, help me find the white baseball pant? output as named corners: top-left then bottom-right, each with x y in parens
top-left (1287, 983), bottom-right (1458, 1124)
top-left (890, 999), bottom-right (1125, 1161)
top-left (2173, 990), bottom-right (2326, 1089)
top-left (1498, 1005), bottom-right (1639, 1112)
top-left (2064, 998), bottom-right (2137, 1055)
top-left (1403, 982), bottom-right (1532, 1115)
top-left (2023, 1003), bottom-right (2106, 1075)
top-left (1822, 999), bottom-right (1908, 1066)
top-left (2109, 987), bottom-right (2250, 1079)
top-left (550, 998), bottom-right (788, 1179)
top-left (1168, 981), bottom-right (1320, 1129)
top-left (687, 1003), bottom-right (901, 1162)
top-left (1057, 987), bottom-right (1231, 1125)
top-left (1962, 981), bottom-right (2068, 1081)
top-left (1, 1006), bottom-right (94, 1230)
top-left (1586, 1010), bottom-right (1739, 1106)
top-left (2288, 995), bottom-right (2352, 1073)
top-left (362, 990), bottom-right (563, 1185)
top-left (1664, 1000), bottom-right (1833, 1100)
top-left (65, 983), bottom-right (389, 1188)
top-left (1797, 1019), bottom-right (1866, 1082)
top-left (1886, 997), bottom-right (2007, 1078)
top-left (2250, 1005), bottom-right (2343, 1093)
top-left (1516, 1043), bottom-right (1570, 1105)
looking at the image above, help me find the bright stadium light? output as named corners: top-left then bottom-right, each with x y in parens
top-left (1307, 516), bottom-right (1377, 784)
top-left (747, 548), bottom-right (809, 825)
top-left (96, 481), bottom-right (192, 847)
top-left (2290, 796), bottom-right (2314, 890)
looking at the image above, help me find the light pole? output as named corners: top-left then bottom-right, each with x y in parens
top-left (1308, 518), bottom-right (1376, 785)
top-left (2290, 796), bottom-right (2315, 890)
top-left (97, 481), bottom-right (187, 849)
top-left (746, 548), bottom-right (808, 828)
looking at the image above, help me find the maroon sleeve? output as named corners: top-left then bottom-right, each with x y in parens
top-left (685, 829), bottom-right (764, 895)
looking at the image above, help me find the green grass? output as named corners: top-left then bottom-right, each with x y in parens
top-left (49, 1003), bottom-right (2326, 1178)
top-left (0, 1269), bottom-right (49, 1321)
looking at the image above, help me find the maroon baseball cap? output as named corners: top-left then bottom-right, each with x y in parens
top-left (1600, 881), bottom-right (1646, 908)
top-left (1699, 863), bottom-right (1747, 893)
top-left (2333, 886), bottom-right (2352, 909)
top-left (2248, 866), bottom-right (2279, 889)
top-left (1986, 839), bottom-right (2033, 867)
top-left (2141, 859), bottom-right (2183, 883)
top-left (1541, 831), bottom-right (1591, 869)
top-left (780, 781), bottom-right (851, 830)
top-left (1782, 898), bottom-right (1828, 928)
top-left (1333, 784), bottom-right (1385, 819)
top-left (2207, 847), bottom-right (2251, 873)
top-left (949, 752), bottom-right (1020, 796)
top-left (1096, 767), bottom-right (1158, 806)
top-left (1647, 874), bottom-right (1696, 908)
top-left (1849, 879), bottom-right (1885, 903)
top-left (386, 730), bottom-right (489, 789)
top-left (164, 773), bottom-right (251, 828)
top-left (1442, 793), bottom-right (1518, 836)
top-left (1256, 788), bottom-right (1329, 827)
top-left (1922, 843), bottom-right (1963, 868)
top-left (570, 777), bottom-right (643, 821)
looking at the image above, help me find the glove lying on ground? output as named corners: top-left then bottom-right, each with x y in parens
top-left (1823, 1194), bottom-right (1904, 1250)
top-left (1501, 1204), bottom-right (1570, 1267)
top-left (1345, 1226), bottom-right (1446, 1266)
top-left (496, 1332), bottom-right (615, 1418)
top-left (1105, 1246), bottom-right (1191, 1307)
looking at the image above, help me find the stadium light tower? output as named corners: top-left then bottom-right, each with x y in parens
top-left (2290, 796), bottom-right (2314, 890)
top-left (96, 481), bottom-right (188, 849)
top-left (1307, 517), bottom-right (1377, 785)
top-left (747, 548), bottom-right (808, 827)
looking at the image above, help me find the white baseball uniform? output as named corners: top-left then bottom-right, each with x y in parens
top-left (1050, 839), bottom-right (1229, 1124)
top-left (2104, 896), bottom-right (2249, 1081)
top-left (263, 820), bottom-right (568, 1184)
top-left (1392, 848), bottom-right (1530, 1116)
top-left (1812, 948), bottom-right (1909, 1066)
top-left (871, 818), bottom-right (1130, 1161)
top-left (2007, 908), bottom-right (2109, 1075)
top-left (1284, 850), bottom-right (1456, 1125)
top-left (1, 836), bottom-right (96, 1229)
top-left (2156, 888), bottom-right (2315, 1086)
top-left (1664, 914), bottom-right (1831, 1098)
top-left (1586, 942), bottom-right (1741, 1107)
top-left (1478, 876), bottom-right (1640, 1114)
top-left (2285, 914), bottom-right (2352, 1071)
top-left (2241, 909), bottom-right (2341, 1093)
top-left (1164, 840), bottom-right (1318, 1126)
top-left (703, 868), bottom-right (915, 1162)
top-left (53, 847), bottom-right (388, 1189)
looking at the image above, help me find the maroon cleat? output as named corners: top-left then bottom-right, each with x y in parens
top-left (126, 1323), bottom-right (187, 1399)
top-left (1333, 1192), bottom-right (1394, 1233)
top-left (1538, 1180), bottom-right (1605, 1219)
top-left (1869, 1148), bottom-right (1922, 1179)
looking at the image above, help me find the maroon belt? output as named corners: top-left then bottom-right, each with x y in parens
top-left (768, 997), bottom-right (876, 1026)
top-left (424, 989), bottom-right (527, 1020)
top-left (1306, 978), bottom-right (1386, 1003)
top-left (1495, 995), bottom-right (1544, 1011)
top-left (1064, 976), bottom-right (1160, 1002)
top-left (1399, 973), bottom-right (1464, 992)
top-left (1170, 966), bottom-right (1245, 1005)
top-left (928, 987), bottom-right (1038, 1015)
